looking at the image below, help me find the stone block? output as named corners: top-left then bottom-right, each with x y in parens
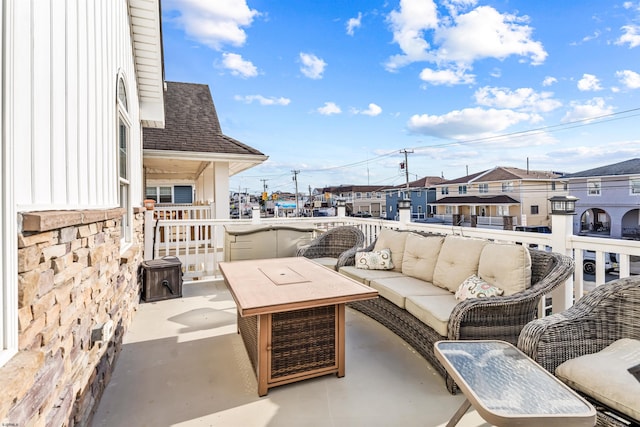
top-left (53, 262), bottom-right (84, 287)
top-left (0, 351), bottom-right (44, 420)
top-left (18, 306), bottom-right (33, 331)
top-left (19, 314), bottom-right (45, 350)
top-left (59, 226), bottom-right (78, 244)
top-left (31, 291), bottom-right (56, 320)
top-left (17, 245), bottom-right (41, 273)
top-left (37, 268), bottom-right (55, 297)
top-left (52, 252), bottom-right (74, 274)
top-left (59, 301), bottom-right (79, 328)
top-left (22, 211), bottom-right (83, 232)
top-left (45, 303), bottom-right (61, 327)
top-left (42, 243), bottom-right (68, 261)
top-left (18, 231), bottom-right (56, 249)
top-left (18, 270), bottom-right (40, 308)
top-left (77, 225), bottom-right (92, 238)
top-left (5, 351), bottom-right (64, 425)
top-left (53, 281), bottom-right (74, 309)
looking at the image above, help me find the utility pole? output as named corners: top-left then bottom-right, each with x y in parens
top-left (292, 170), bottom-right (300, 216)
top-left (400, 149), bottom-right (414, 191)
top-left (260, 178), bottom-right (269, 214)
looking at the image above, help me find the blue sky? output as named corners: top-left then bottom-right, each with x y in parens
top-left (161, 0), bottom-right (640, 195)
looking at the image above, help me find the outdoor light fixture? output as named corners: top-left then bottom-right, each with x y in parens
top-left (549, 195), bottom-right (578, 215)
top-left (398, 199), bottom-right (411, 209)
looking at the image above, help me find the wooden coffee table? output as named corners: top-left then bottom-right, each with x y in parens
top-left (435, 340), bottom-right (596, 427)
top-left (219, 257), bottom-right (378, 396)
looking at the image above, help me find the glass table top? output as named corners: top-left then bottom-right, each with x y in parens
top-left (436, 340), bottom-right (594, 416)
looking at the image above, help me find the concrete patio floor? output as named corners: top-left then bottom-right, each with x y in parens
top-left (91, 279), bottom-right (490, 427)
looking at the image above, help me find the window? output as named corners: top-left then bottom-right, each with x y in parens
top-left (587, 179), bottom-right (601, 196)
top-left (551, 182), bottom-right (556, 191)
top-left (531, 205), bottom-right (539, 215)
top-left (497, 206), bottom-right (508, 216)
top-left (630, 177), bottom-right (640, 195)
top-left (501, 181), bottom-right (514, 192)
top-left (355, 192), bottom-right (362, 199)
top-left (458, 185), bottom-right (467, 194)
top-left (445, 206), bottom-right (453, 214)
top-left (366, 192), bottom-right (371, 198)
top-left (441, 187), bottom-right (449, 195)
top-left (146, 186), bottom-right (173, 203)
top-left (478, 183), bottom-right (488, 193)
top-left (117, 76), bottom-right (131, 245)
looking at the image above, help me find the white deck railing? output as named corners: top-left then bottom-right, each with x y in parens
top-left (143, 210), bottom-right (640, 313)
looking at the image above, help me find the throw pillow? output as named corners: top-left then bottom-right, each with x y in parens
top-left (355, 249), bottom-right (394, 270)
top-left (455, 275), bottom-right (504, 301)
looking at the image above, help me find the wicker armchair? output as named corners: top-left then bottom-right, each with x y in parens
top-left (518, 276), bottom-right (640, 426)
top-left (296, 226), bottom-right (365, 270)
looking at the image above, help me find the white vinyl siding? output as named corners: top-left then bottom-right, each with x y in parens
top-left (11, 0), bottom-right (142, 212)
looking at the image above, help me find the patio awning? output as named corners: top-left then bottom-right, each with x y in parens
top-left (433, 195), bottom-right (520, 205)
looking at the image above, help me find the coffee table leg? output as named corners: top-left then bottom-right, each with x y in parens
top-left (258, 314), bottom-right (270, 396)
top-left (446, 399), bottom-right (472, 427)
top-left (337, 303), bottom-right (345, 377)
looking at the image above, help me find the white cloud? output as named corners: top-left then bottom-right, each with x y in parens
top-left (616, 69), bottom-right (640, 89)
top-left (385, 2), bottom-right (547, 74)
top-left (164, 0), bottom-right (259, 50)
top-left (234, 95), bottom-right (291, 106)
top-left (542, 76), bottom-right (557, 86)
top-left (435, 6), bottom-right (547, 65)
top-left (222, 53), bottom-right (258, 77)
top-left (419, 67), bottom-right (475, 85)
top-left (474, 86), bottom-right (561, 113)
top-left (562, 98), bottom-right (614, 123)
top-left (407, 107), bottom-right (533, 139)
top-left (385, 0), bottom-right (438, 71)
top-left (577, 74), bottom-right (602, 91)
top-left (353, 103), bottom-right (383, 116)
top-left (346, 12), bottom-right (362, 36)
top-left (317, 102), bottom-right (341, 115)
top-left (299, 53), bottom-right (327, 79)
top-left (617, 25), bottom-right (640, 48)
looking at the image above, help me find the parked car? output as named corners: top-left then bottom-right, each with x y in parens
top-left (514, 226), bottom-right (551, 233)
top-left (582, 250), bottom-right (618, 275)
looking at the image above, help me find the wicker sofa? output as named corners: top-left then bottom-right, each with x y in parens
top-left (296, 226), bottom-right (365, 270)
top-left (340, 228), bottom-right (574, 394)
top-left (518, 276), bottom-right (640, 427)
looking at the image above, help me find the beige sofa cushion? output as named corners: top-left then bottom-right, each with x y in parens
top-left (369, 276), bottom-right (451, 308)
top-left (405, 295), bottom-right (458, 337)
top-left (556, 338), bottom-right (640, 422)
top-left (478, 243), bottom-right (532, 296)
top-left (373, 229), bottom-right (409, 272)
top-left (338, 265), bottom-right (404, 285)
top-left (401, 233), bottom-right (444, 282)
top-left (433, 236), bottom-right (488, 293)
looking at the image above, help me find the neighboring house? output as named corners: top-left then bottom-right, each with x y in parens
top-left (143, 81), bottom-right (267, 219)
top-left (1, 1), bottom-right (164, 425)
top-left (316, 185), bottom-right (392, 217)
top-left (433, 167), bottom-right (565, 229)
top-left (385, 176), bottom-right (446, 221)
top-left (561, 158), bottom-right (640, 239)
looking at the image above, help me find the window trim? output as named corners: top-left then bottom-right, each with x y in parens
top-left (117, 74), bottom-right (132, 247)
top-left (630, 177), bottom-right (640, 195)
top-left (587, 179), bottom-right (601, 196)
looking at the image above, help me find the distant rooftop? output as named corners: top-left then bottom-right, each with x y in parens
top-left (562, 158), bottom-right (640, 178)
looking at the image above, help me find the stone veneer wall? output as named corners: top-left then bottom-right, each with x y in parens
top-left (0, 207), bottom-right (146, 426)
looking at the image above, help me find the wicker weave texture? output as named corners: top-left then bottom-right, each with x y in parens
top-left (270, 306), bottom-right (337, 378)
top-left (348, 247), bottom-right (574, 395)
top-left (518, 276), bottom-right (640, 426)
top-left (297, 226), bottom-right (365, 269)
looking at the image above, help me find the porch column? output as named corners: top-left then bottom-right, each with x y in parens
top-left (213, 162), bottom-right (229, 219)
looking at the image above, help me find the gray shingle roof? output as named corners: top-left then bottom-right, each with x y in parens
top-left (433, 195), bottom-right (520, 204)
top-left (562, 158), bottom-right (640, 178)
top-left (143, 81), bottom-right (264, 156)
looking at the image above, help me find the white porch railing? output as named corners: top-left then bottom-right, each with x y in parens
top-left (143, 209), bottom-right (640, 314)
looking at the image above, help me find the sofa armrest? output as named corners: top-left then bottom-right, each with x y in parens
top-left (447, 250), bottom-right (575, 347)
top-left (341, 240), bottom-right (377, 266)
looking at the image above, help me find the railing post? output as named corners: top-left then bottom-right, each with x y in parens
top-left (398, 199), bottom-right (411, 224)
top-left (548, 196), bottom-right (578, 312)
top-left (144, 209), bottom-right (156, 260)
top-left (251, 206), bottom-right (261, 224)
top-left (336, 199), bottom-right (346, 218)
